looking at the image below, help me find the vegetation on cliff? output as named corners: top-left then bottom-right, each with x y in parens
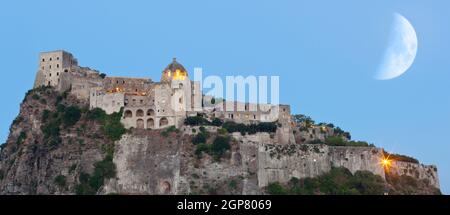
top-left (0, 87), bottom-right (121, 194)
top-left (185, 115), bottom-right (278, 135)
top-left (87, 108), bottom-right (126, 141)
top-left (266, 167), bottom-right (386, 195)
top-left (75, 144), bottom-right (116, 195)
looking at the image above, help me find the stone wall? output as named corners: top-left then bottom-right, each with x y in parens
top-left (101, 130), bottom-right (439, 194)
top-left (390, 161), bottom-right (439, 188)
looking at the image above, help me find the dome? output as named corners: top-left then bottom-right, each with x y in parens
top-left (161, 58), bottom-right (188, 82)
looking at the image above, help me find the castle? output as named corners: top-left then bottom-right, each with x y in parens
top-left (33, 50), bottom-right (293, 142)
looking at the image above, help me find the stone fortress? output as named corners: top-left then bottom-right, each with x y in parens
top-left (33, 50), bottom-right (292, 135)
top-left (31, 50), bottom-right (439, 194)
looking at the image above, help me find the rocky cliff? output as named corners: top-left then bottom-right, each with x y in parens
top-left (0, 87), bottom-right (441, 195)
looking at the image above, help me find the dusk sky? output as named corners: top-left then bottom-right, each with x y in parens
top-left (0, 0), bottom-right (449, 193)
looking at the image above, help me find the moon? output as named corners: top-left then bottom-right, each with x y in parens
top-left (375, 13), bottom-right (418, 80)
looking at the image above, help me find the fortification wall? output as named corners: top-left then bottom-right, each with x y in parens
top-left (102, 130), bottom-right (439, 194)
top-left (233, 133), bottom-right (385, 187)
top-left (390, 161), bottom-right (439, 188)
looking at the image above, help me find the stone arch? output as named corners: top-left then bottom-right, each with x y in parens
top-left (136, 119), bottom-right (144, 129)
top-left (147, 118), bottom-right (154, 129)
top-left (159, 117), bottom-right (169, 127)
top-left (161, 181), bottom-right (171, 194)
top-left (124, 110), bottom-right (133, 118)
top-left (147, 109), bottom-right (155, 116)
top-left (136, 109), bottom-right (144, 117)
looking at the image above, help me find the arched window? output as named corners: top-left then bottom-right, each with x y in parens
top-left (159, 117), bottom-right (169, 127)
top-left (136, 119), bottom-right (144, 129)
top-left (147, 118), bottom-right (154, 129)
top-left (136, 109), bottom-right (144, 117)
top-left (147, 109), bottom-right (155, 116)
top-left (124, 110), bottom-right (133, 118)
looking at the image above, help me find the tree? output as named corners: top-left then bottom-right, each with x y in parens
top-left (292, 114), bottom-right (315, 127)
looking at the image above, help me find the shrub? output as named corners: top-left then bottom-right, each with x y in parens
top-left (267, 182), bottom-right (288, 195)
top-left (54, 175), bottom-right (66, 188)
top-left (62, 106), bottom-right (81, 127)
top-left (102, 110), bottom-right (126, 141)
top-left (42, 110), bottom-right (50, 122)
top-left (75, 154), bottom-right (117, 195)
top-left (228, 180), bottom-right (237, 189)
top-left (334, 127), bottom-right (351, 140)
top-left (86, 108), bottom-right (126, 141)
top-left (324, 136), bottom-right (370, 147)
top-left (266, 167), bottom-right (386, 195)
top-left (222, 121), bottom-right (277, 135)
top-left (324, 136), bottom-right (346, 146)
top-left (86, 108), bottom-right (106, 121)
top-left (16, 131), bottom-right (27, 145)
top-left (185, 116), bottom-right (209, 126)
top-left (211, 136), bottom-right (230, 157)
top-left (32, 94), bottom-right (40, 100)
top-left (211, 118), bottom-right (223, 127)
top-left (195, 143), bottom-right (211, 158)
top-left (69, 164), bottom-right (77, 173)
top-left (192, 132), bottom-right (207, 145)
top-left (218, 128), bottom-right (228, 135)
top-left (161, 130), bottom-right (169, 137)
top-left (165, 126), bottom-right (179, 133)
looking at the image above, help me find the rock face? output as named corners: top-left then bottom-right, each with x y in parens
top-left (0, 88), bottom-right (441, 195)
top-left (0, 87), bottom-right (111, 194)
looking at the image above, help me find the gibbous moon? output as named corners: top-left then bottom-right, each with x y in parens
top-left (375, 13), bottom-right (418, 80)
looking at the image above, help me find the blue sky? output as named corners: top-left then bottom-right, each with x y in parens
top-left (0, 0), bottom-right (449, 194)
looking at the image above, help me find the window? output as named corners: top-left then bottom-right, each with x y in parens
top-left (57, 64), bottom-right (59, 68)
top-left (57, 72), bottom-right (59, 76)
top-left (42, 59), bottom-right (45, 62)
top-left (50, 57), bottom-right (52, 61)
top-left (49, 65), bottom-right (52, 69)
top-left (147, 109), bottom-right (155, 116)
top-left (140, 100), bottom-right (143, 104)
top-left (49, 73), bottom-right (52, 77)
top-left (57, 57), bottom-right (59, 60)
top-left (159, 117), bottom-right (169, 127)
top-left (124, 110), bottom-right (133, 118)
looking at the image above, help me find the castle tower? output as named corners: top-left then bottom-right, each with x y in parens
top-left (34, 50), bottom-right (78, 89)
